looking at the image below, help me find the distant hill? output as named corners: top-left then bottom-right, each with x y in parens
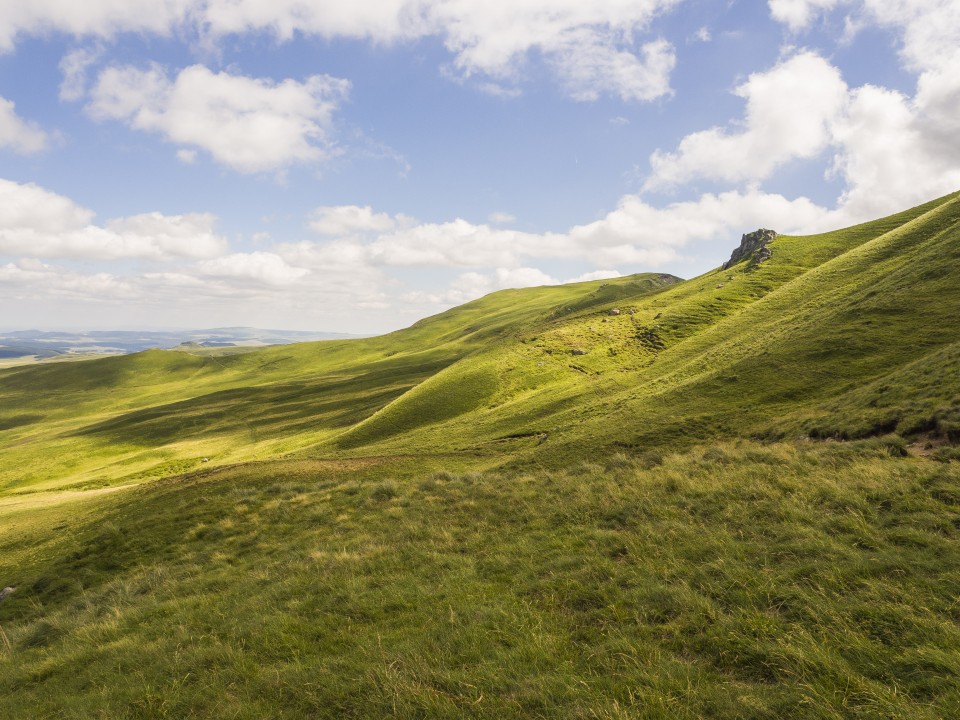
top-left (0, 327), bottom-right (364, 362)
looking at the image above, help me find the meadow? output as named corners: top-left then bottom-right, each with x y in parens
top-left (2, 190), bottom-right (960, 717)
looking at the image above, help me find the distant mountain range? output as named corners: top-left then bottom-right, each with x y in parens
top-left (0, 327), bottom-right (362, 360)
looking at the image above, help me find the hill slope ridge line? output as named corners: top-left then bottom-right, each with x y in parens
top-left (637, 193), bottom-right (960, 392)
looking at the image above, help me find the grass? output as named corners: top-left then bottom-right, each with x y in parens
top-left (2, 190), bottom-right (960, 716)
top-left (1, 441), bottom-right (959, 718)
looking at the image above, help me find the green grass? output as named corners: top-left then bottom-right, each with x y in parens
top-left (2, 442), bottom-right (959, 718)
top-left (2, 190), bottom-right (960, 717)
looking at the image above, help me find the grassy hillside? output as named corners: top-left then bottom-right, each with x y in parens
top-left (0, 273), bottom-right (679, 495)
top-left (328, 189), bottom-right (960, 461)
top-left (2, 191), bottom-right (960, 717)
top-left (3, 441), bottom-right (959, 718)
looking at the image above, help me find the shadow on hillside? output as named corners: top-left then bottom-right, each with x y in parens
top-left (71, 354), bottom-right (455, 447)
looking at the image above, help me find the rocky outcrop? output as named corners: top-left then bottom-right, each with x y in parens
top-left (723, 229), bottom-right (778, 269)
top-left (0, 587), bottom-right (14, 603)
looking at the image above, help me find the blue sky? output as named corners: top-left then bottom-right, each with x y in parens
top-left (1, 0), bottom-right (958, 333)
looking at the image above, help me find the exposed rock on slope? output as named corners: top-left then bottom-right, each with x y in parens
top-left (724, 228), bottom-right (778, 269)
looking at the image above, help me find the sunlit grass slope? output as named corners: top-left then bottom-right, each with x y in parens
top-left (0, 273), bottom-right (678, 493)
top-left (331, 189), bottom-right (960, 460)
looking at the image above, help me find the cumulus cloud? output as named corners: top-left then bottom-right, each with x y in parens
top-left (769, 0), bottom-right (960, 71)
top-left (568, 189), bottom-right (835, 264)
top-left (767, 2), bottom-right (960, 82)
top-left (2, 1), bottom-right (680, 102)
top-left (0, 259), bottom-right (137, 300)
top-left (427, 0), bottom-right (679, 101)
top-left (87, 64), bottom-right (351, 173)
top-left (760, 0), bottom-right (960, 220)
top-left (309, 205), bottom-right (413, 236)
top-left (106, 212), bottom-right (228, 259)
top-left (768, 0), bottom-right (844, 30)
top-left (198, 251), bottom-right (310, 286)
top-left (365, 220), bottom-right (564, 267)
top-left (0, 97), bottom-right (49, 153)
top-left (0, 179), bottom-right (227, 260)
top-left (0, 178), bottom-right (846, 330)
top-left (0, 0), bottom-right (193, 52)
top-left (644, 52), bottom-right (848, 190)
top-left (280, 188), bottom-right (834, 287)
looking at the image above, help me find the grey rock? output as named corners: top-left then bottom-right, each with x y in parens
top-left (609, 308), bottom-right (621, 316)
top-left (723, 228), bottom-right (778, 269)
top-left (0, 587), bottom-right (15, 603)
top-left (571, 348), bottom-right (588, 356)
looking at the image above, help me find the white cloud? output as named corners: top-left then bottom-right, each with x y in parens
top-left (488, 211), bottom-right (516, 225)
top-left (569, 269), bottom-right (622, 283)
top-left (2, 1), bottom-right (681, 102)
top-left (0, 0), bottom-right (194, 52)
top-left (761, 0), bottom-right (960, 220)
top-left (429, 0), bottom-right (679, 101)
top-left (475, 82), bottom-right (523, 99)
top-left (0, 97), bottom-right (49, 153)
top-left (828, 82), bottom-right (960, 222)
top-left (87, 64), bottom-right (351, 173)
top-left (106, 212), bottom-right (228, 259)
top-left (644, 52), bottom-right (848, 190)
top-left (0, 180), bottom-right (849, 331)
top-left (0, 178), bottom-right (228, 260)
top-left (404, 266), bottom-right (562, 306)
top-left (768, 0), bottom-right (844, 31)
top-left (58, 45), bottom-right (103, 101)
top-left (0, 179), bottom-right (92, 233)
top-left (549, 35), bottom-right (676, 102)
top-left (568, 188), bottom-right (835, 264)
top-left (0, 260), bottom-right (136, 300)
top-left (309, 205), bottom-right (412, 236)
top-left (692, 26), bottom-right (711, 42)
top-left (495, 266), bottom-right (558, 288)
top-left (198, 251), bottom-right (310, 286)
top-left (281, 188), bottom-right (833, 284)
top-left (367, 220), bottom-right (568, 268)
top-left (769, 0), bottom-right (960, 73)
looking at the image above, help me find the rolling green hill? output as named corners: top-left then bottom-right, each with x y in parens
top-left (2, 191), bottom-right (960, 718)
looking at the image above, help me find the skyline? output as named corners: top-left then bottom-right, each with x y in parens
top-left (1, 0), bottom-right (959, 333)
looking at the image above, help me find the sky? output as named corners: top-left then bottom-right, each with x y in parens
top-left (1, 0), bottom-right (959, 334)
